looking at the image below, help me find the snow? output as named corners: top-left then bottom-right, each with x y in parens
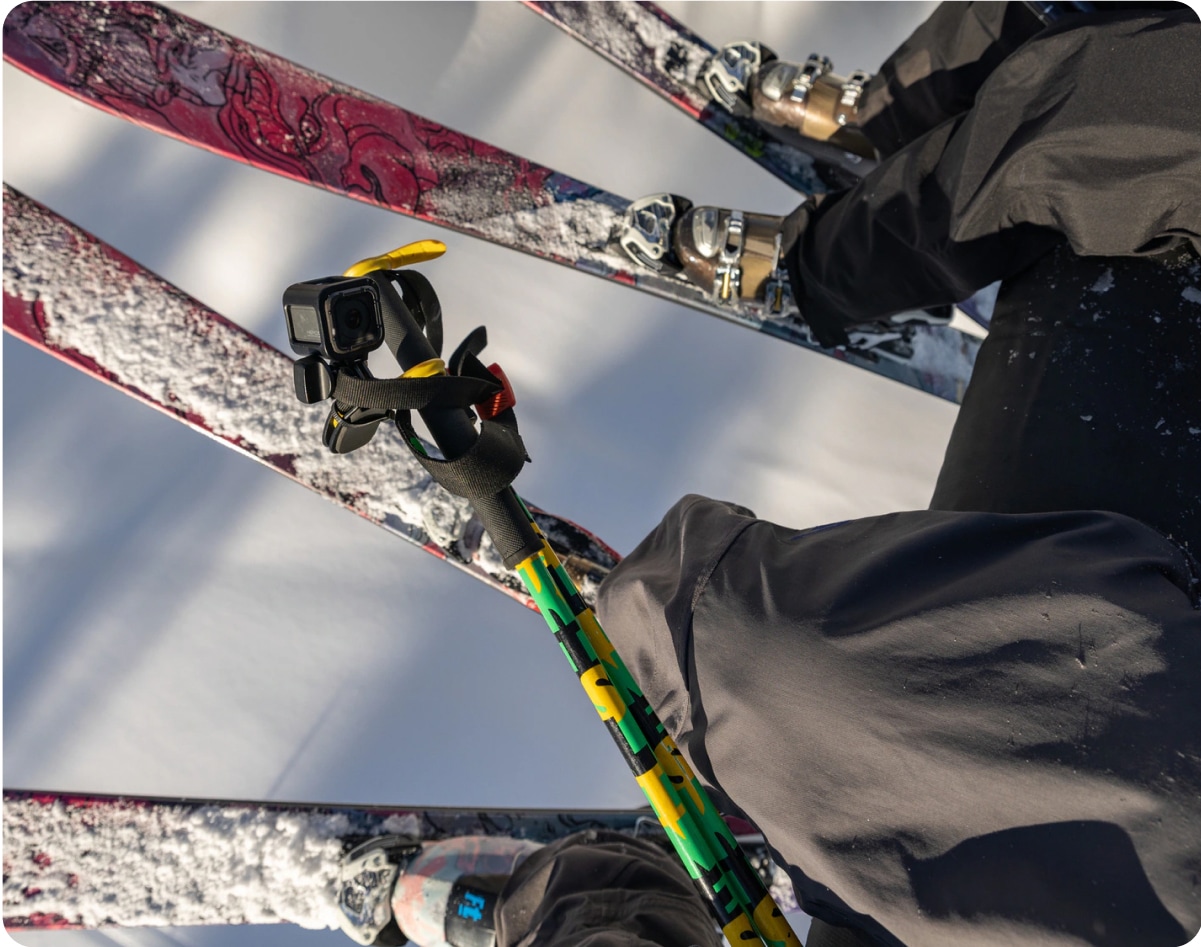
top-left (1089, 267), bottom-right (1115, 294)
top-left (468, 197), bottom-right (622, 269)
top-left (2, 3), bottom-right (966, 946)
top-left (3, 797), bottom-right (368, 930)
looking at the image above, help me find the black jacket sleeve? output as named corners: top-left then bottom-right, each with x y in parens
top-left (596, 495), bottom-right (1201, 947)
top-left (857, 2), bottom-right (1047, 158)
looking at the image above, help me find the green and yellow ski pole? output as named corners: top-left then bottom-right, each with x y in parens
top-left (513, 515), bottom-right (800, 947)
top-left (283, 242), bottom-right (802, 947)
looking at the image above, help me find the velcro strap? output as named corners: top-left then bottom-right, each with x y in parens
top-left (330, 372), bottom-right (499, 412)
top-left (397, 414), bottom-right (528, 500)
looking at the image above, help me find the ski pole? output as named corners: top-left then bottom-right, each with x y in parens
top-left (510, 508), bottom-right (801, 947)
top-left (283, 243), bottom-right (802, 947)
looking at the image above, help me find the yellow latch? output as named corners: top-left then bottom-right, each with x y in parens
top-left (343, 239), bottom-right (447, 278)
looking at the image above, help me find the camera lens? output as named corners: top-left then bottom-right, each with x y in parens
top-left (327, 287), bottom-right (382, 355)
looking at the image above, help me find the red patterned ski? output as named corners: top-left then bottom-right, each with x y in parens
top-left (3, 0), bottom-right (979, 403)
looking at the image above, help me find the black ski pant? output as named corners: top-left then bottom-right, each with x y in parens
top-left (491, 830), bottom-right (879, 947)
top-left (785, 4), bottom-right (1201, 556)
top-left (493, 830), bottom-right (724, 947)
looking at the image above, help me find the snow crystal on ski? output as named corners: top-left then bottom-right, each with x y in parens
top-left (2, 796), bottom-right (415, 928)
top-left (468, 196), bottom-right (624, 270)
top-left (598, 3), bottom-right (712, 96)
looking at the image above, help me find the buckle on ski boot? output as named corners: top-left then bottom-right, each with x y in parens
top-left (837, 70), bottom-right (870, 126)
top-left (752, 53), bottom-right (875, 152)
top-left (763, 231), bottom-right (789, 316)
top-left (715, 211), bottom-right (745, 302)
top-left (337, 835), bottom-right (422, 946)
top-left (699, 41), bottom-right (773, 113)
top-left (786, 54), bottom-right (833, 104)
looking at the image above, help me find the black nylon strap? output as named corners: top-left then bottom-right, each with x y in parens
top-left (330, 372), bottom-right (499, 412)
top-left (396, 270), bottom-right (444, 358)
top-left (472, 492), bottom-right (544, 569)
top-left (396, 413), bottom-right (528, 499)
top-left (449, 326), bottom-right (488, 375)
top-left (366, 269), bottom-right (427, 365)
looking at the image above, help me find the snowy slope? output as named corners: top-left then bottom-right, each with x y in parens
top-left (3, 4), bottom-right (955, 946)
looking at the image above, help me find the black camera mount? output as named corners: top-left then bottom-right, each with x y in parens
top-left (282, 250), bottom-right (541, 567)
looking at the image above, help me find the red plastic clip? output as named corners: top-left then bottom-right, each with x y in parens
top-left (476, 363), bottom-right (517, 421)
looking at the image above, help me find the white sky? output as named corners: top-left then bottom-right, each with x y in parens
top-left (2, 4), bottom-right (962, 946)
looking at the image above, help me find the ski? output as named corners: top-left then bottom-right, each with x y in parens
top-left (2, 789), bottom-right (796, 931)
top-left (523, 1), bottom-right (872, 195)
top-left (2, 185), bottom-right (618, 609)
top-left (3, 1), bottom-right (978, 403)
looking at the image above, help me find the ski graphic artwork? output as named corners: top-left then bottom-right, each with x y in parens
top-left (2, 789), bottom-right (797, 931)
top-left (2, 185), bottom-right (619, 610)
top-left (523, 1), bottom-right (872, 195)
top-left (3, 0), bottom-right (979, 403)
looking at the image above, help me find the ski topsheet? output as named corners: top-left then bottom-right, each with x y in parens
top-left (1, 185), bottom-right (619, 609)
top-left (3, 1), bottom-right (979, 403)
top-left (2, 790), bottom-right (796, 930)
top-left (523, 1), bottom-right (873, 195)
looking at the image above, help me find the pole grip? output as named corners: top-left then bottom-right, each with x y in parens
top-left (372, 272), bottom-right (540, 566)
top-left (473, 491), bottom-right (543, 568)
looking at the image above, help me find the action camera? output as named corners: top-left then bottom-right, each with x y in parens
top-left (283, 276), bottom-right (384, 361)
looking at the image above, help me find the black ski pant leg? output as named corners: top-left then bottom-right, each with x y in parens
top-left (806, 917), bottom-right (881, 947)
top-left (493, 829), bottom-right (892, 947)
top-left (929, 244), bottom-right (1201, 554)
top-left (493, 830), bottom-right (723, 947)
top-left (782, 7), bottom-right (1201, 553)
top-left (784, 7), bottom-right (1201, 346)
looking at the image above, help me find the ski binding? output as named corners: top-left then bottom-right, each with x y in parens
top-left (338, 836), bottom-right (422, 946)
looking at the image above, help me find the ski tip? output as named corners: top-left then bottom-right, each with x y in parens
top-left (343, 240), bottom-right (448, 277)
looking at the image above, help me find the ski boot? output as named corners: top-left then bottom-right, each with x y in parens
top-left (619, 193), bottom-right (793, 313)
top-left (337, 835), bottom-right (542, 947)
top-left (699, 42), bottom-right (877, 160)
top-left (618, 193), bottom-right (952, 362)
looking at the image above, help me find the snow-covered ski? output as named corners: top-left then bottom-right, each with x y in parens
top-left (3, 1), bottom-right (978, 403)
top-left (1, 789), bottom-right (795, 932)
top-left (2, 185), bottom-right (618, 609)
top-left (523, 1), bottom-right (872, 195)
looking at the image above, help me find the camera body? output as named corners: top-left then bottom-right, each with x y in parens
top-left (282, 267), bottom-right (445, 453)
top-left (283, 275), bottom-right (384, 361)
